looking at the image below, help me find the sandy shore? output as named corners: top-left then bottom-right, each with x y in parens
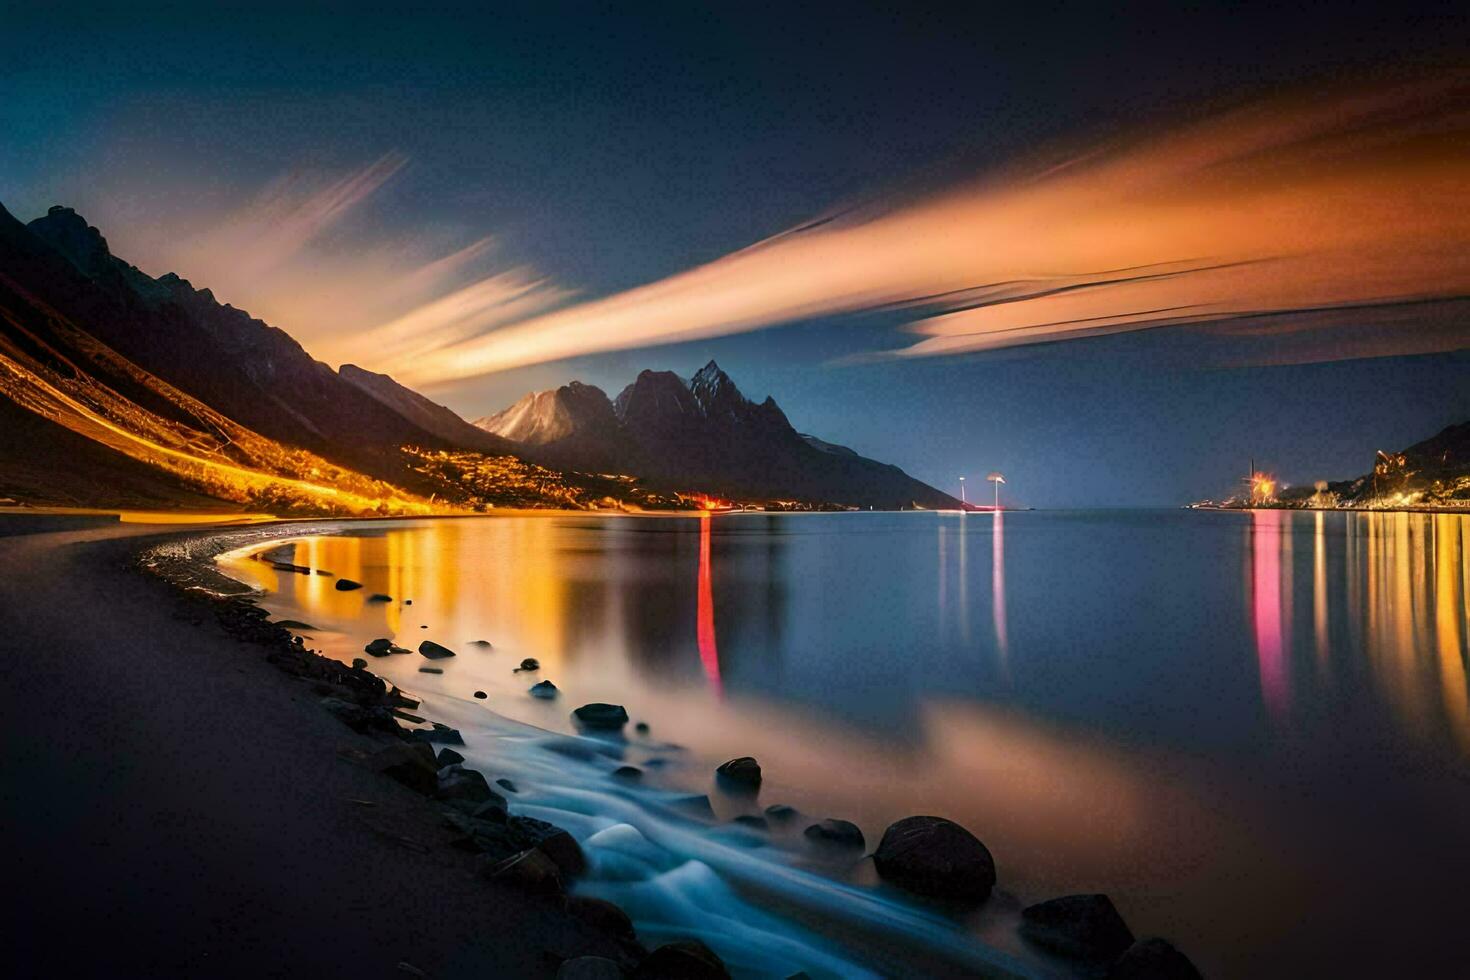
top-left (0, 519), bottom-right (639, 978)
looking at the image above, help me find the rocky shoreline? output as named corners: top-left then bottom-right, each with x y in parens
top-left (161, 572), bottom-right (725, 979)
top-left (141, 523), bottom-right (1205, 979)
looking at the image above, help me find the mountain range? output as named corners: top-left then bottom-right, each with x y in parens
top-left (477, 363), bottom-right (959, 509)
top-left (0, 202), bottom-right (957, 513)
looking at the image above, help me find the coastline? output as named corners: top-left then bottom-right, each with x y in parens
top-left (0, 518), bottom-right (652, 978)
top-left (0, 510), bottom-right (1222, 979)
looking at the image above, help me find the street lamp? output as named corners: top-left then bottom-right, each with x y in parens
top-left (986, 472), bottom-right (1005, 510)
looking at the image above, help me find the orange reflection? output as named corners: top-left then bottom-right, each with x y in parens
top-left (697, 513), bottom-right (722, 696)
top-left (1313, 511), bottom-right (1329, 666)
top-left (1250, 510), bottom-right (1289, 718)
top-left (1435, 516), bottom-right (1469, 752)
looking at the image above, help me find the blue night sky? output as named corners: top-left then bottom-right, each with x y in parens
top-left (3, 3), bottom-right (1467, 506)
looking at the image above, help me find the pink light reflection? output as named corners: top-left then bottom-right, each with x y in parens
top-left (1251, 510), bottom-right (1289, 717)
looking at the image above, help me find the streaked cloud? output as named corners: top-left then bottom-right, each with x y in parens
top-left (72, 151), bottom-right (573, 367)
top-left (380, 73), bottom-right (1469, 387)
top-left (209, 151), bottom-right (410, 282)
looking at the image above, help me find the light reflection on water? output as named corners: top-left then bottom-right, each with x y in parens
top-left (220, 510), bottom-right (1470, 978)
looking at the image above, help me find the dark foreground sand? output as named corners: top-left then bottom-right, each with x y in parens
top-left (0, 521), bottom-right (631, 978)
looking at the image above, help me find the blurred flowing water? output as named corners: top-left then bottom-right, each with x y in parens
top-left (217, 510), bottom-right (1470, 978)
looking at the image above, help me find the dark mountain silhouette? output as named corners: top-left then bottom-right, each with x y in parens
top-left (21, 206), bottom-right (464, 487)
top-left (0, 202), bottom-right (426, 513)
top-left (478, 360), bottom-right (960, 509)
top-left (339, 364), bottom-right (516, 456)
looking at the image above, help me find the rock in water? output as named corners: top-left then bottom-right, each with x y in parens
top-left (873, 815), bottom-right (996, 902)
top-left (515, 657), bottom-right (541, 672)
top-left (572, 703), bottom-right (629, 730)
top-left (764, 804), bottom-right (799, 824)
top-left (804, 818), bottom-right (865, 850)
top-left (1107, 938), bottom-right (1203, 980)
top-left (529, 680), bottom-right (559, 699)
top-left (364, 637), bottom-right (400, 657)
top-left (418, 640), bottom-right (456, 659)
top-left (612, 765), bottom-right (642, 780)
top-left (334, 578), bottom-right (362, 591)
top-left (473, 690), bottom-right (487, 699)
top-left (367, 592), bottom-right (393, 602)
top-left (1021, 894), bottom-right (1135, 960)
top-left (715, 756), bottom-right (762, 788)
top-left (557, 957), bottom-right (624, 980)
top-left (633, 940), bottom-right (730, 979)
top-left (469, 639), bottom-right (493, 648)
top-left (351, 657), bottom-right (367, 670)
top-left (436, 748), bottom-right (465, 767)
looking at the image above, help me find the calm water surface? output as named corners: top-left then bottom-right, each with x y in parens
top-left (220, 510), bottom-right (1470, 978)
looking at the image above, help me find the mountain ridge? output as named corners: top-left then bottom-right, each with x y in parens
top-left (478, 360), bottom-right (959, 509)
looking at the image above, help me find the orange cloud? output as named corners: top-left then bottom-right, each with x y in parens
top-left (377, 73), bottom-right (1468, 387)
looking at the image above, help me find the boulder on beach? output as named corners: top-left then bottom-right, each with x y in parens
top-left (1107, 938), bottom-right (1203, 980)
top-left (437, 765), bottom-right (502, 805)
top-left (515, 657), bottom-right (541, 672)
top-left (1021, 894), bottom-right (1135, 960)
top-left (319, 697), bottom-right (398, 735)
top-left (509, 815), bottom-right (587, 876)
top-left (481, 847), bottom-right (563, 898)
top-left (633, 940), bottom-right (730, 980)
top-left (530, 680), bottom-right (559, 699)
top-left (368, 741), bottom-right (438, 796)
top-left (566, 895), bottom-right (637, 940)
top-left (804, 818), bottom-right (865, 850)
top-left (418, 640), bottom-right (456, 659)
top-left (334, 578), bottom-right (362, 591)
top-left (873, 815), bottom-right (996, 902)
top-left (367, 592), bottom-right (393, 602)
top-left (409, 723), bottom-right (464, 745)
top-left (573, 703), bottom-right (629, 730)
top-left (557, 957), bottom-right (624, 980)
top-left (715, 756), bottom-right (762, 789)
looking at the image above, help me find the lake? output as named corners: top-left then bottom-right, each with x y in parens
top-left (218, 509), bottom-right (1470, 978)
